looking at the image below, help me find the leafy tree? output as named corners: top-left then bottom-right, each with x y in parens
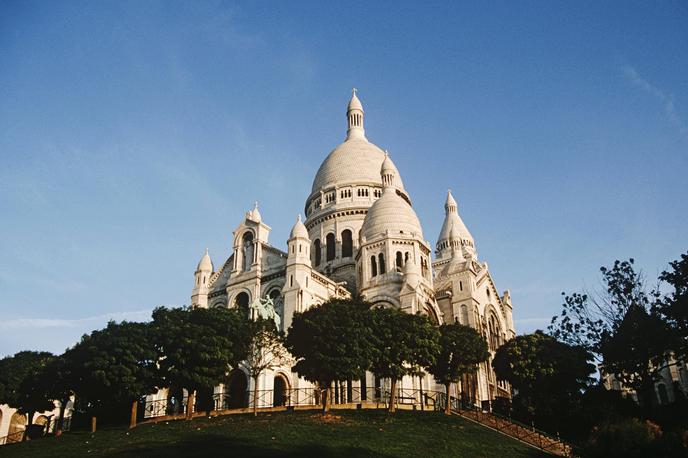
top-left (428, 323), bottom-right (488, 414)
top-left (657, 251), bottom-right (688, 361)
top-left (61, 321), bottom-right (161, 426)
top-left (493, 331), bottom-right (594, 430)
top-left (600, 304), bottom-right (671, 410)
top-left (369, 308), bottom-right (439, 413)
top-left (240, 319), bottom-right (290, 416)
top-left (286, 298), bottom-right (375, 413)
top-left (152, 306), bottom-right (250, 418)
top-left (0, 351), bottom-right (55, 408)
top-left (549, 259), bottom-right (655, 358)
top-left (0, 351), bottom-right (57, 439)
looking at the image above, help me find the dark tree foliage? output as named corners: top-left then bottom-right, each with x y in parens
top-left (428, 323), bottom-right (488, 414)
top-left (493, 331), bottom-right (594, 433)
top-left (286, 297), bottom-right (376, 413)
top-left (369, 307), bottom-right (440, 413)
top-left (600, 304), bottom-right (671, 408)
top-left (0, 351), bottom-right (55, 407)
top-left (0, 351), bottom-right (57, 430)
top-left (657, 251), bottom-right (688, 361)
top-left (152, 306), bottom-right (251, 403)
top-left (61, 321), bottom-right (162, 419)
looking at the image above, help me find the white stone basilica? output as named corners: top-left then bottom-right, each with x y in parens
top-left (189, 91), bottom-right (516, 407)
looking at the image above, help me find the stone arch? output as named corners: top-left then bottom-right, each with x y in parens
top-left (241, 231), bottom-right (255, 271)
top-left (7, 411), bottom-right (26, 443)
top-left (225, 369), bottom-right (248, 409)
top-left (326, 233), bottom-right (336, 261)
top-left (341, 229), bottom-right (353, 258)
top-left (273, 373), bottom-right (290, 407)
top-left (313, 239), bottom-right (321, 266)
top-left (232, 291), bottom-right (251, 316)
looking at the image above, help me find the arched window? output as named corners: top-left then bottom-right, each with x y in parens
top-left (395, 251), bottom-right (403, 271)
top-left (326, 233), bottom-right (336, 261)
top-left (378, 253), bottom-right (386, 274)
top-left (341, 229), bottom-right (353, 258)
top-left (242, 232), bottom-right (254, 272)
top-left (314, 239), bottom-right (321, 266)
top-left (370, 256), bottom-right (377, 277)
top-left (235, 292), bottom-right (250, 315)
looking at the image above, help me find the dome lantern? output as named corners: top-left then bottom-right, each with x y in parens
top-left (346, 88), bottom-right (366, 140)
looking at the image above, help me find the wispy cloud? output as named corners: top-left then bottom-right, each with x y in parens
top-left (622, 65), bottom-right (688, 136)
top-left (0, 309), bottom-right (156, 330)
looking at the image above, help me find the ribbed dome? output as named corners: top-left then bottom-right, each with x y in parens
top-left (360, 188), bottom-right (423, 241)
top-left (290, 215), bottom-right (309, 239)
top-left (197, 249), bottom-right (213, 272)
top-left (311, 138), bottom-right (387, 193)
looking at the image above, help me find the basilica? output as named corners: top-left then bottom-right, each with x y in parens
top-left (189, 91), bottom-right (516, 408)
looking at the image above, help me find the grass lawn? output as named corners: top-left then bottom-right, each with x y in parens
top-left (2, 409), bottom-right (550, 457)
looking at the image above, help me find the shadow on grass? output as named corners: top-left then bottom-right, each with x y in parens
top-left (103, 433), bottom-right (394, 458)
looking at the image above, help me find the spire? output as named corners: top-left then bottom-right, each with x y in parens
top-left (197, 248), bottom-right (213, 272)
top-left (346, 88), bottom-right (366, 140)
top-left (247, 201), bottom-right (262, 222)
top-left (445, 189), bottom-right (458, 214)
top-left (436, 189), bottom-right (475, 260)
top-left (289, 214), bottom-right (309, 239)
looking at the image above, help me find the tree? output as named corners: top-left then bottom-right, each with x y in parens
top-left (549, 259), bottom-right (654, 358)
top-left (429, 323), bottom-right (488, 414)
top-left (286, 298), bottom-right (375, 413)
top-left (240, 319), bottom-right (290, 416)
top-left (61, 321), bottom-right (161, 426)
top-left (657, 251), bottom-right (688, 361)
top-left (600, 304), bottom-right (671, 410)
top-left (493, 331), bottom-right (594, 430)
top-left (152, 306), bottom-right (250, 419)
top-left (369, 308), bottom-right (439, 413)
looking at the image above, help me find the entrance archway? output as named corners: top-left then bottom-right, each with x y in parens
top-left (7, 412), bottom-right (26, 443)
top-left (273, 374), bottom-right (289, 407)
top-left (227, 370), bottom-right (248, 408)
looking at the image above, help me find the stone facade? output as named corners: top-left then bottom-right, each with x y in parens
top-left (190, 91), bottom-right (516, 406)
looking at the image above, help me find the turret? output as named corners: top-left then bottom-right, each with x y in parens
top-left (191, 248), bottom-right (213, 308)
top-left (287, 215), bottom-right (311, 268)
top-left (346, 88), bottom-right (366, 140)
top-left (436, 190), bottom-right (476, 261)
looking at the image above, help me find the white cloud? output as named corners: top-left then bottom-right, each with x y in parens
top-left (0, 309), bottom-right (156, 330)
top-left (622, 65), bottom-right (688, 136)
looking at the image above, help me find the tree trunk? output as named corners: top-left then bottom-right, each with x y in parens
top-left (129, 400), bottom-right (138, 428)
top-left (91, 416), bottom-right (97, 433)
top-left (445, 382), bottom-right (451, 415)
top-left (389, 378), bottom-right (398, 413)
top-left (322, 385), bottom-right (330, 414)
top-left (419, 375), bottom-right (425, 411)
top-left (186, 391), bottom-right (195, 420)
top-left (253, 376), bottom-right (259, 416)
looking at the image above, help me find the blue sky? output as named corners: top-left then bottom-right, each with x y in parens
top-left (1, 1), bottom-right (687, 356)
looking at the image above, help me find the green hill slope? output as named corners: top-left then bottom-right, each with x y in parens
top-left (2, 410), bottom-right (549, 457)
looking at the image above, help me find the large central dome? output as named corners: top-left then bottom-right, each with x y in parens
top-left (311, 138), bottom-right (387, 193)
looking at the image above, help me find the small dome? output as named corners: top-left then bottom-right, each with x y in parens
top-left (380, 152), bottom-right (405, 190)
top-left (360, 188), bottom-right (423, 241)
top-left (437, 190), bottom-right (473, 248)
top-left (290, 215), bottom-right (309, 239)
top-left (197, 249), bottom-right (213, 272)
top-left (348, 90), bottom-right (363, 112)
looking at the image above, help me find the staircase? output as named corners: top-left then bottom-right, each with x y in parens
top-left (451, 407), bottom-right (572, 457)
